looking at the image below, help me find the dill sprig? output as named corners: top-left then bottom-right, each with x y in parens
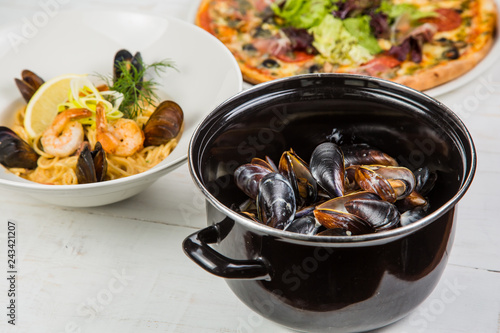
top-left (98, 58), bottom-right (177, 119)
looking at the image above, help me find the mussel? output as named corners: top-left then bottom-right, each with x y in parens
top-left (257, 172), bottom-right (296, 230)
top-left (252, 156), bottom-right (278, 172)
top-left (344, 198), bottom-right (400, 231)
top-left (76, 142), bottom-right (107, 184)
top-left (15, 70), bottom-right (44, 103)
top-left (310, 142), bottom-right (345, 198)
top-left (354, 166), bottom-right (415, 203)
top-left (143, 100), bottom-right (184, 147)
top-left (113, 49), bottom-right (143, 83)
top-left (279, 149), bottom-right (317, 207)
top-left (234, 162), bottom-right (272, 200)
top-left (366, 165), bottom-right (416, 197)
top-left (354, 166), bottom-right (399, 202)
top-left (233, 140), bottom-right (436, 236)
top-left (400, 204), bottom-right (430, 226)
top-left (342, 143), bottom-right (398, 167)
top-left (414, 166), bottom-right (437, 196)
top-left (0, 126), bottom-right (39, 169)
top-left (395, 191), bottom-right (428, 212)
top-left (284, 215), bottom-right (317, 235)
top-left (313, 192), bottom-right (378, 235)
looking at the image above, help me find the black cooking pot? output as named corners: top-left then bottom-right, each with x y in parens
top-left (183, 74), bottom-right (476, 332)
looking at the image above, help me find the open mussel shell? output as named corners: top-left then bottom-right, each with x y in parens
top-left (344, 198), bottom-right (400, 231)
top-left (310, 142), bottom-right (345, 198)
top-left (0, 126), bottom-right (39, 169)
top-left (313, 209), bottom-right (373, 235)
top-left (76, 142), bottom-right (107, 184)
top-left (143, 100), bottom-right (184, 147)
top-left (316, 191), bottom-right (380, 211)
top-left (355, 166), bottom-right (396, 202)
top-left (313, 191), bottom-right (378, 235)
top-left (257, 172), bottom-right (296, 230)
top-left (279, 149), bottom-right (317, 207)
top-left (396, 191), bottom-right (428, 212)
top-left (414, 166), bottom-right (437, 196)
top-left (113, 49), bottom-right (143, 83)
top-left (15, 70), bottom-right (44, 103)
top-left (366, 165), bottom-right (416, 197)
top-left (251, 156), bottom-right (278, 172)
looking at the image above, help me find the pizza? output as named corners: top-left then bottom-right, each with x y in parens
top-left (195, 0), bottom-right (497, 91)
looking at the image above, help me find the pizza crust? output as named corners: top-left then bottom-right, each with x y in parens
top-left (393, 35), bottom-right (496, 91)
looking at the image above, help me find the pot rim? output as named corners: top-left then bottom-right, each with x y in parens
top-left (188, 73), bottom-right (477, 246)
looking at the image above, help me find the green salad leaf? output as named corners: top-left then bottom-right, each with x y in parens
top-left (309, 15), bottom-right (373, 65)
top-left (272, 0), bottom-right (332, 29)
top-left (343, 15), bottom-right (382, 54)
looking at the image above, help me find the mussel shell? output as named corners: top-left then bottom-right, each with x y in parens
top-left (76, 142), bottom-right (107, 184)
top-left (316, 191), bottom-right (380, 212)
top-left (257, 172), bottom-right (296, 230)
top-left (344, 198), bottom-right (400, 231)
top-left (92, 142), bottom-right (107, 182)
top-left (313, 209), bottom-right (373, 235)
top-left (310, 142), bottom-right (345, 198)
top-left (22, 70), bottom-right (44, 91)
top-left (396, 191), bottom-right (428, 212)
top-left (414, 167), bottom-right (437, 196)
top-left (294, 205), bottom-right (316, 219)
top-left (113, 49), bottom-right (143, 83)
top-left (345, 165), bottom-right (360, 194)
top-left (143, 100), bottom-right (184, 147)
top-left (355, 166), bottom-right (396, 202)
top-left (0, 126), bottom-right (38, 169)
top-left (342, 144), bottom-right (398, 167)
top-left (284, 215), bottom-right (317, 235)
top-left (400, 203), bottom-right (430, 226)
top-left (279, 149), bottom-right (317, 207)
top-left (234, 163), bottom-right (272, 200)
top-left (251, 156), bottom-right (277, 172)
top-left (366, 165), bottom-right (416, 198)
top-left (15, 70), bottom-right (44, 103)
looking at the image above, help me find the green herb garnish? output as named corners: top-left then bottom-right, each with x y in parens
top-left (98, 58), bottom-right (177, 119)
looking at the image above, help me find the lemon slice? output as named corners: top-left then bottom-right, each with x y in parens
top-left (24, 74), bottom-right (84, 139)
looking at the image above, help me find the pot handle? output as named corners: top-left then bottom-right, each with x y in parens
top-left (183, 224), bottom-right (271, 280)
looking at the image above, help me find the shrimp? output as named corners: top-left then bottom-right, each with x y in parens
top-left (95, 102), bottom-right (144, 157)
top-left (41, 108), bottom-right (92, 157)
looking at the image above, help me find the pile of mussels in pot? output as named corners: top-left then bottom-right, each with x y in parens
top-left (234, 142), bottom-right (437, 236)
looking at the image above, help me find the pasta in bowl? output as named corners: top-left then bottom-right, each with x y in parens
top-left (3, 50), bottom-right (182, 185)
top-left (0, 13), bottom-right (242, 206)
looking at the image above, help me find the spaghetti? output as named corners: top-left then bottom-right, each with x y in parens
top-left (8, 102), bottom-right (182, 185)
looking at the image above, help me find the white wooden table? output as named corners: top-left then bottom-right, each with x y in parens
top-left (0, 1), bottom-right (499, 332)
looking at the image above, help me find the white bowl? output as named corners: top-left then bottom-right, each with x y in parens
top-left (0, 11), bottom-right (242, 207)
